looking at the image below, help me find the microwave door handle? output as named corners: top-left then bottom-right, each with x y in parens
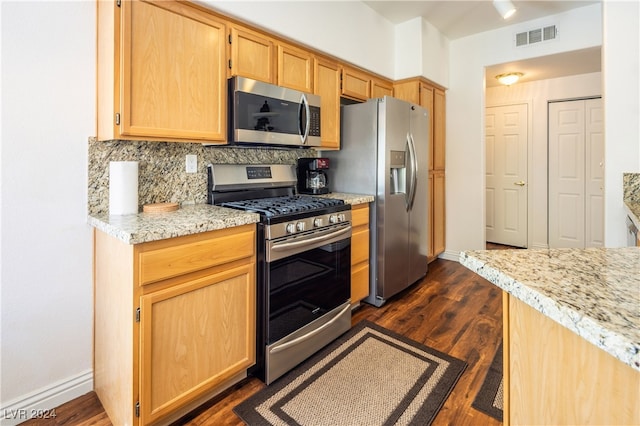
top-left (299, 93), bottom-right (310, 144)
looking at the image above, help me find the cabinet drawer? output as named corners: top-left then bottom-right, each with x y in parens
top-left (351, 262), bottom-right (369, 303)
top-left (351, 229), bottom-right (369, 266)
top-left (351, 204), bottom-right (369, 227)
top-left (137, 226), bottom-right (255, 286)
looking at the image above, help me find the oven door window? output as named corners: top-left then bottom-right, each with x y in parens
top-left (267, 238), bottom-right (351, 344)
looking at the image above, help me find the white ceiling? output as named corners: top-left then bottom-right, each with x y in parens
top-left (362, 0), bottom-right (602, 86)
top-left (363, 0), bottom-right (600, 40)
top-left (485, 46), bottom-right (601, 87)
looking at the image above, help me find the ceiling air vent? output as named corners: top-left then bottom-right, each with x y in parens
top-left (543, 25), bottom-right (557, 41)
top-left (515, 25), bottom-right (557, 47)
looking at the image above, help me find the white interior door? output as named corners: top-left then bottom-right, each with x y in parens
top-left (485, 104), bottom-right (528, 247)
top-left (585, 99), bottom-right (604, 247)
top-left (548, 98), bottom-right (603, 248)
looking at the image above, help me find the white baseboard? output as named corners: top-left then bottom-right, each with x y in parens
top-left (438, 249), bottom-right (461, 262)
top-left (0, 369), bottom-right (93, 425)
top-left (529, 243), bottom-right (549, 250)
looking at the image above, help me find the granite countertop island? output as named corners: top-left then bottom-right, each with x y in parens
top-left (88, 193), bottom-right (374, 245)
top-left (624, 172), bottom-right (640, 229)
top-left (460, 247), bottom-right (640, 371)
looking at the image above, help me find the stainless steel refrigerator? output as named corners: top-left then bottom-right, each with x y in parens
top-left (325, 96), bottom-right (429, 307)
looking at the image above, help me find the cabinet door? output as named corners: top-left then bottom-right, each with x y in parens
top-left (371, 78), bottom-right (393, 98)
top-left (341, 66), bottom-right (370, 101)
top-left (229, 25), bottom-right (275, 83)
top-left (120, 0), bottom-right (226, 141)
top-left (433, 171), bottom-right (446, 257)
top-left (393, 80), bottom-right (420, 104)
top-left (139, 264), bottom-right (255, 425)
top-left (314, 57), bottom-right (341, 149)
top-left (420, 84), bottom-right (434, 170)
top-left (277, 43), bottom-right (313, 92)
top-left (433, 88), bottom-right (446, 170)
top-left (350, 204), bottom-right (370, 303)
top-left (427, 172), bottom-right (434, 260)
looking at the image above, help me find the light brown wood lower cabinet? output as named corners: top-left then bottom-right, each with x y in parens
top-left (503, 293), bottom-right (640, 425)
top-left (94, 225), bottom-right (256, 426)
top-left (432, 171), bottom-right (445, 258)
top-left (350, 203), bottom-right (370, 304)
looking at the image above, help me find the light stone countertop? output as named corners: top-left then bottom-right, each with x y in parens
top-left (88, 193), bottom-right (372, 245)
top-left (320, 192), bottom-right (375, 205)
top-left (625, 200), bottom-right (640, 230)
top-left (88, 204), bottom-right (260, 245)
top-left (459, 247), bottom-right (640, 372)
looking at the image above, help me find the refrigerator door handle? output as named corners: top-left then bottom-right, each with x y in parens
top-left (406, 132), bottom-right (418, 211)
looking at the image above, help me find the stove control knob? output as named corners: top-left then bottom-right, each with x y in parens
top-left (313, 218), bottom-right (323, 227)
top-left (286, 223), bottom-right (296, 234)
top-left (296, 222), bottom-right (305, 232)
top-left (329, 214), bottom-right (337, 224)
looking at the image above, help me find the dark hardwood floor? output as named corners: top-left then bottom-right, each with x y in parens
top-left (21, 258), bottom-right (503, 426)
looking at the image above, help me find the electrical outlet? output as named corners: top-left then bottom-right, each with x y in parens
top-left (186, 154), bottom-right (197, 173)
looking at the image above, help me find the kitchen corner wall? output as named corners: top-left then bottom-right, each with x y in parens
top-left (88, 139), bottom-right (315, 216)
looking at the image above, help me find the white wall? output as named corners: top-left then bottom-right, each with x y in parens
top-left (602, 1), bottom-right (640, 247)
top-left (486, 72), bottom-right (602, 249)
top-left (394, 17), bottom-right (450, 87)
top-left (201, 0), bottom-right (396, 78)
top-left (444, 4), bottom-right (604, 259)
top-left (0, 1), bottom-right (95, 421)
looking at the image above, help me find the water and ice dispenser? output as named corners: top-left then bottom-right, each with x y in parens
top-left (389, 150), bottom-right (406, 195)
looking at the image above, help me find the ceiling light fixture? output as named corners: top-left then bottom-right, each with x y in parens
top-left (493, 0), bottom-right (517, 19)
top-left (495, 72), bottom-right (523, 86)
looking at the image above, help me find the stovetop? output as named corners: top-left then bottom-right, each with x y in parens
top-left (218, 195), bottom-right (349, 226)
top-left (207, 163), bottom-right (350, 224)
top-left (220, 195), bottom-right (344, 218)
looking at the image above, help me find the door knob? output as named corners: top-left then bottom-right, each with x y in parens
top-left (514, 181), bottom-right (526, 186)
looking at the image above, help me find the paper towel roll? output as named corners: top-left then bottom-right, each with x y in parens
top-left (109, 161), bottom-right (139, 215)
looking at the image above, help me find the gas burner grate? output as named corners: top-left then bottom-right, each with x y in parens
top-left (221, 195), bottom-right (344, 218)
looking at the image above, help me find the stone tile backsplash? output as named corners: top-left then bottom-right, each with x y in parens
top-left (88, 138), bottom-right (316, 215)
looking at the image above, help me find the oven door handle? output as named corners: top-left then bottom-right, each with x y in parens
top-left (271, 226), bottom-right (351, 252)
top-left (269, 303), bottom-right (352, 354)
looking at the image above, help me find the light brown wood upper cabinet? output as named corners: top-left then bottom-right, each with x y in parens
top-left (228, 24), bottom-right (275, 84)
top-left (433, 88), bottom-right (446, 171)
top-left (393, 79), bottom-right (420, 105)
top-left (341, 66), bottom-right (371, 101)
top-left (277, 42), bottom-right (314, 93)
top-left (314, 57), bottom-right (341, 149)
top-left (341, 66), bottom-right (393, 101)
top-left (97, 0), bottom-right (227, 143)
top-left (371, 78), bottom-right (394, 98)
top-left (419, 83), bottom-right (435, 169)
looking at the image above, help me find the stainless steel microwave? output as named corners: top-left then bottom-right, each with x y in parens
top-left (227, 76), bottom-right (321, 148)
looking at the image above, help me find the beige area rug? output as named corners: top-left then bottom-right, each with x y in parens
top-left (471, 342), bottom-right (503, 421)
top-left (234, 321), bottom-right (467, 426)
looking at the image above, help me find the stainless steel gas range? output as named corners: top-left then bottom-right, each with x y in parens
top-left (207, 164), bottom-right (352, 384)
